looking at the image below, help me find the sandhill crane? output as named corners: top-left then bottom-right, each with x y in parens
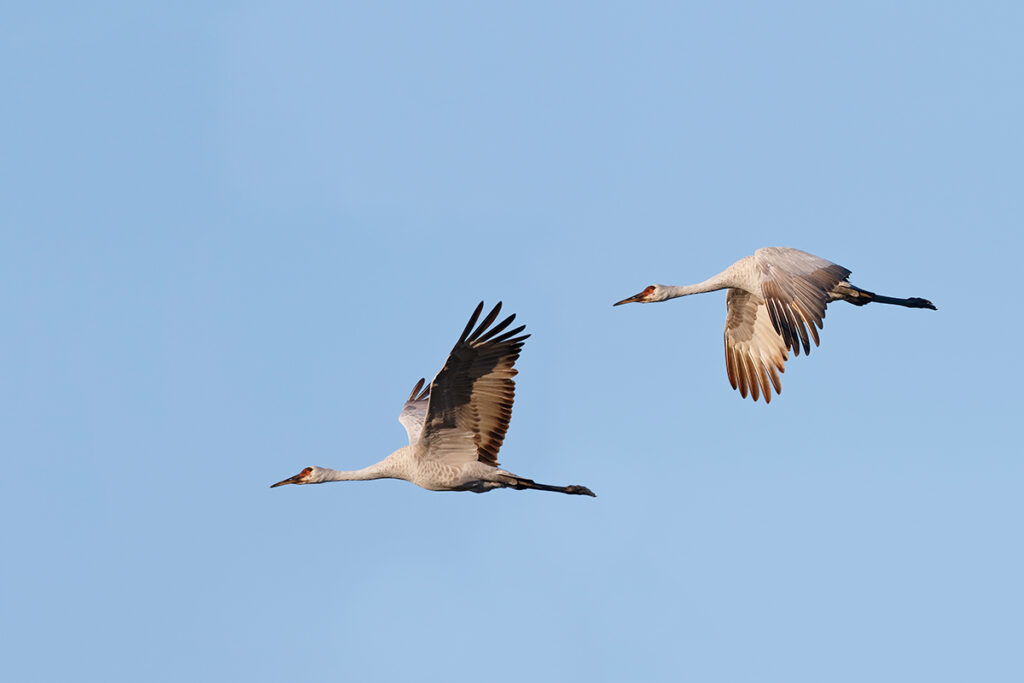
top-left (614, 247), bottom-right (936, 403)
top-left (271, 302), bottom-right (595, 496)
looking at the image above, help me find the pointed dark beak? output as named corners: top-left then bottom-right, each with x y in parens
top-left (270, 473), bottom-right (303, 488)
top-left (613, 291), bottom-right (647, 306)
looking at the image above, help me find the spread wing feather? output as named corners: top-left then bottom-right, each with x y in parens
top-left (419, 302), bottom-right (529, 467)
top-left (725, 289), bottom-right (789, 403)
top-left (755, 247), bottom-right (851, 356)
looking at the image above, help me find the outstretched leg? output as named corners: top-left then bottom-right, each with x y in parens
top-left (509, 477), bottom-right (596, 497)
top-left (868, 293), bottom-right (937, 309)
top-left (836, 283), bottom-right (937, 310)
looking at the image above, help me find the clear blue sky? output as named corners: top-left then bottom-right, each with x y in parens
top-left (2, 3), bottom-right (1022, 681)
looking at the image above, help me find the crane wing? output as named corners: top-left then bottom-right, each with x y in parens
top-left (755, 247), bottom-right (851, 356)
top-left (419, 302), bottom-right (529, 467)
top-left (398, 377), bottom-right (431, 445)
top-left (724, 288), bottom-right (789, 403)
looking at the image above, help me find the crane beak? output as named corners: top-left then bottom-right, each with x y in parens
top-left (270, 473), bottom-right (303, 488)
top-left (613, 291), bottom-right (646, 306)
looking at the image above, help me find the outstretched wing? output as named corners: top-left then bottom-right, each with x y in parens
top-left (755, 247), bottom-right (851, 356)
top-left (724, 288), bottom-right (789, 403)
top-left (419, 302), bottom-right (529, 467)
top-left (398, 377), bottom-right (431, 445)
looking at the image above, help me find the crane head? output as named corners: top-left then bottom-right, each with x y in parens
top-left (270, 466), bottom-right (315, 488)
top-left (613, 285), bottom-right (657, 306)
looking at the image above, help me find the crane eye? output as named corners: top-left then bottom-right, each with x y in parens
top-left (643, 286), bottom-right (655, 295)
top-left (300, 467), bottom-right (312, 477)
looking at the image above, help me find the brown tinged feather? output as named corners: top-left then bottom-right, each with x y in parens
top-left (407, 377), bottom-right (427, 402)
top-left (724, 288), bottom-right (791, 404)
top-left (420, 302), bottom-right (531, 468)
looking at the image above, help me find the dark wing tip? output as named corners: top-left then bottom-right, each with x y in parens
top-left (469, 302), bottom-right (504, 341)
top-left (458, 302), bottom-right (486, 344)
top-left (491, 324), bottom-right (528, 344)
top-left (476, 313), bottom-right (516, 343)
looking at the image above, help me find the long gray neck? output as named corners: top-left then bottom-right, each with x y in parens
top-left (318, 462), bottom-right (393, 483)
top-left (659, 273), bottom-right (733, 300)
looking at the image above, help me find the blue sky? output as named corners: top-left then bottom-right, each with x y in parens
top-left (2, 2), bottom-right (1022, 681)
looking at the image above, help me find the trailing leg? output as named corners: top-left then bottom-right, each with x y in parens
top-left (834, 283), bottom-right (937, 310)
top-left (508, 477), bottom-right (596, 497)
top-left (868, 293), bottom-right (937, 309)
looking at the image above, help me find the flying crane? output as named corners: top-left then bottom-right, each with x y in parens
top-left (272, 302), bottom-right (596, 496)
top-left (614, 247), bottom-right (936, 402)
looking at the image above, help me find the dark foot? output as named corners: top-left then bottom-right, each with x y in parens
top-left (566, 485), bottom-right (596, 497)
top-left (909, 297), bottom-right (937, 310)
